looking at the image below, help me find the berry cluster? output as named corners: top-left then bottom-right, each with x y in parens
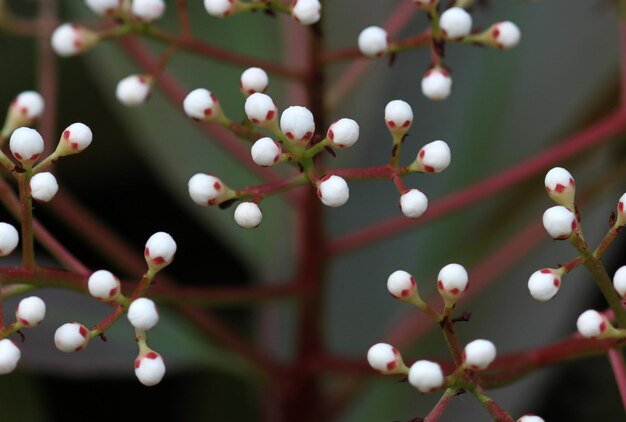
top-left (358, 1), bottom-right (521, 100)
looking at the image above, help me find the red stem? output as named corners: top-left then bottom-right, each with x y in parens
top-left (330, 109), bottom-right (626, 255)
top-left (175, 0), bottom-right (192, 39)
top-left (608, 348), bottom-right (626, 412)
top-left (36, 0), bottom-right (57, 155)
top-left (424, 390), bottom-right (455, 422)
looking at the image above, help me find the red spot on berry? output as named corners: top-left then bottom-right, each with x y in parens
top-left (401, 289), bottom-right (410, 297)
top-left (619, 202), bottom-right (624, 212)
top-left (316, 188), bottom-right (321, 198)
top-left (151, 256), bottom-right (165, 265)
top-left (273, 155), bottom-right (280, 163)
top-left (286, 132), bottom-right (294, 140)
top-left (386, 360), bottom-right (397, 370)
top-left (135, 359), bottom-right (141, 368)
top-left (553, 278), bottom-right (560, 287)
top-left (424, 165), bottom-right (435, 173)
top-left (410, 276), bottom-right (415, 287)
top-left (18, 318), bottom-right (30, 326)
top-left (419, 149), bottom-right (425, 158)
top-left (63, 130), bottom-right (70, 140)
top-left (569, 178), bottom-right (575, 187)
top-left (71, 142), bottom-right (78, 149)
top-left (450, 288), bottom-right (460, 295)
top-left (138, 76), bottom-right (147, 84)
top-left (251, 118), bottom-right (260, 124)
top-left (470, 364), bottom-right (479, 370)
top-left (266, 110), bottom-right (275, 120)
top-left (600, 321), bottom-right (607, 333)
top-left (303, 131), bottom-right (313, 141)
top-left (492, 28), bottom-right (500, 39)
top-left (328, 130), bottom-right (334, 140)
top-left (73, 39), bottom-right (83, 49)
top-left (571, 220), bottom-right (577, 230)
top-left (401, 120), bottom-right (411, 128)
top-left (144, 247), bottom-right (150, 256)
top-left (247, 89), bottom-right (255, 95)
top-left (540, 269), bottom-right (551, 274)
top-left (79, 325), bottom-right (88, 337)
top-left (19, 107), bottom-right (28, 115)
top-left (214, 181), bottom-right (221, 190)
top-left (146, 352), bottom-right (158, 359)
top-left (14, 153), bottom-right (22, 160)
top-left (29, 153), bottom-right (41, 161)
top-left (440, 68), bottom-right (450, 77)
top-left (437, 280), bottom-right (444, 290)
top-left (109, 287), bottom-right (118, 297)
top-left (387, 121), bottom-right (396, 128)
top-left (554, 183), bottom-right (566, 193)
top-left (320, 175), bottom-right (330, 183)
top-left (425, 69), bottom-right (433, 77)
top-left (204, 108), bottom-right (213, 116)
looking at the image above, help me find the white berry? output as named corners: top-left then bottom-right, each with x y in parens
top-left (12, 91), bottom-right (45, 120)
top-left (251, 137), bottom-right (281, 167)
top-left (0, 340), bottom-right (21, 374)
top-left (116, 75), bottom-right (151, 107)
top-left (437, 263), bottom-right (468, 302)
top-left (544, 167), bottom-right (575, 206)
top-left (0, 223), bottom-right (19, 256)
top-left (128, 297), bottom-right (160, 330)
top-left (244, 93), bottom-right (277, 125)
top-left (85, 0), bottom-right (122, 16)
top-left (132, 0), bottom-right (166, 22)
top-left (30, 172), bottom-right (59, 202)
top-left (542, 206), bottom-right (575, 240)
top-left (144, 232), bottom-right (177, 269)
top-left (400, 189), bottom-right (428, 218)
top-left (9, 127), bottom-right (44, 163)
top-left (240, 67), bottom-right (269, 95)
top-left (384, 100), bottom-right (413, 133)
top-left (618, 192), bottom-right (626, 226)
top-left (58, 122), bottom-right (93, 155)
top-left (88, 269), bottom-right (121, 300)
top-left (527, 269), bottom-right (561, 302)
top-left (54, 322), bottom-right (89, 352)
top-left (317, 175), bottom-right (349, 207)
top-left (183, 88), bottom-right (220, 121)
top-left (135, 351), bottom-right (166, 386)
top-left (408, 360), bottom-right (445, 393)
top-left (417, 140), bottom-right (451, 173)
top-left (576, 310), bottom-right (608, 339)
top-left (188, 173), bottom-right (226, 206)
top-left (440, 7), bottom-right (472, 39)
top-left (614, 266), bottom-right (626, 298)
top-left (421, 68), bottom-right (452, 101)
top-left (16, 296), bottom-right (46, 327)
top-left (490, 21), bottom-right (521, 49)
top-left (463, 339), bottom-right (497, 370)
top-left (291, 0), bottom-right (321, 25)
top-left (327, 118), bottom-right (359, 148)
top-left (367, 343), bottom-right (404, 374)
top-left (280, 106), bottom-right (315, 142)
top-left (234, 202), bottom-right (263, 229)
top-left (51, 23), bottom-right (96, 57)
top-left (387, 270), bottom-right (416, 299)
top-left (358, 26), bottom-right (388, 58)
top-left (204, 0), bottom-right (235, 17)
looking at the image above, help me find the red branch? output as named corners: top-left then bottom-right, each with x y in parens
top-left (609, 348), bottom-right (626, 412)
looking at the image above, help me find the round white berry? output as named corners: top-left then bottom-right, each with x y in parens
top-left (544, 167), bottom-right (575, 206)
top-left (10, 127), bottom-right (44, 164)
top-left (280, 106), bottom-right (315, 142)
top-left (144, 232), bottom-right (177, 269)
top-left (51, 23), bottom-right (96, 57)
top-left (30, 172), bottom-right (59, 202)
top-left (116, 75), bottom-right (151, 107)
top-left (12, 91), bottom-right (45, 120)
top-left (188, 173), bottom-right (225, 206)
top-left (387, 270), bottom-right (416, 299)
top-left (16, 296), bottom-right (46, 327)
top-left (240, 67), bottom-right (269, 95)
top-left (440, 7), bottom-right (472, 39)
top-left (135, 351), bottom-right (166, 386)
top-left (614, 266), bottom-right (626, 298)
top-left (128, 297), bottom-right (159, 330)
top-left (132, 0), bottom-right (166, 22)
top-left (618, 192), bottom-right (626, 226)
top-left (576, 310), bottom-right (608, 339)
top-left (417, 140), bottom-right (451, 173)
top-left (421, 68), bottom-right (452, 101)
top-left (327, 118), bottom-right (359, 148)
top-left (463, 339), bottom-right (497, 370)
top-left (251, 137), bottom-right (281, 167)
top-left (244, 93), bottom-right (277, 125)
top-left (0, 223), bottom-right (19, 256)
top-left (384, 100), bottom-right (413, 132)
top-left (234, 202), bottom-right (263, 229)
top-left (367, 343), bottom-right (403, 374)
top-left (291, 0), bottom-right (321, 25)
top-left (527, 269), bottom-right (561, 302)
top-left (58, 122), bottom-right (93, 155)
top-left (542, 206), bottom-right (575, 240)
top-left (408, 360), bottom-right (445, 393)
top-left (358, 26), bottom-right (388, 58)
top-left (317, 175), bottom-right (349, 207)
top-left (517, 416), bottom-right (545, 422)
top-left (491, 21), bottom-right (521, 49)
top-left (85, 0), bottom-right (122, 16)
top-left (0, 339), bottom-right (20, 374)
top-left (437, 263), bottom-right (468, 301)
top-left (204, 0), bottom-right (235, 17)
top-left (183, 88), bottom-right (220, 121)
top-left (54, 322), bottom-right (89, 352)
top-left (88, 269), bottom-right (121, 300)
top-left (400, 189), bottom-right (428, 218)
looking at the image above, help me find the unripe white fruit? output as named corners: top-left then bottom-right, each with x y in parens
top-left (132, 0), bottom-right (166, 22)
top-left (384, 100), bottom-right (413, 133)
top-left (517, 416), bottom-right (545, 422)
top-left (183, 89), bottom-right (221, 121)
top-left (128, 298), bottom-right (160, 330)
top-left (317, 175), bottom-right (349, 207)
top-left (188, 173), bottom-right (227, 206)
top-left (16, 296), bottom-right (46, 326)
top-left (244, 93), bottom-right (277, 125)
top-left (135, 351), bottom-right (166, 386)
top-left (327, 119), bottom-right (359, 148)
top-left (54, 322), bottom-right (89, 352)
top-left (387, 270), bottom-right (416, 299)
top-left (11, 91), bottom-right (45, 120)
top-left (408, 360), bottom-right (445, 393)
top-left (416, 140), bottom-right (451, 173)
top-left (9, 127), bottom-right (44, 163)
top-left (437, 263), bottom-right (468, 302)
top-left (463, 339), bottom-right (496, 370)
top-left (527, 269), bottom-right (561, 302)
top-left (144, 232), bottom-right (177, 269)
top-left (440, 7), bottom-right (472, 39)
top-left (116, 75), bottom-right (151, 107)
top-left (542, 206), bottom-right (575, 240)
top-left (291, 0), bottom-right (321, 25)
top-left (30, 172), bottom-right (59, 202)
top-left (88, 269), bottom-right (121, 300)
top-left (0, 339), bottom-right (21, 374)
top-left (358, 26), bottom-right (388, 58)
top-left (614, 266), bottom-right (626, 298)
top-left (544, 167), bottom-right (575, 206)
top-left (399, 189), bottom-right (428, 218)
top-left (0, 223), bottom-right (19, 256)
top-left (616, 192), bottom-right (626, 226)
top-left (240, 67), bottom-right (269, 95)
top-left (367, 343), bottom-right (404, 374)
top-left (490, 21), bottom-right (521, 49)
top-left (85, 0), bottom-right (122, 16)
top-left (421, 68), bottom-right (452, 101)
top-left (51, 24), bottom-right (97, 57)
top-left (576, 309), bottom-right (608, 339)
top-left (280, 106), bottom-right (315, 142)
top-left (251, 138), bottom-right (281, 167)
top-left (57, 122), bottom-right (93, 155)
top-left (234, 202), bottom-right (263, 229)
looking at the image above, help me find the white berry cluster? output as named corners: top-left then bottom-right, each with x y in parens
top-left (357, 2), bottom-right (521, 100)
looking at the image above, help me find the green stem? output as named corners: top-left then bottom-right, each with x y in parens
top-left (440, 316), bottom-right (463, 365)
top-left (594, 223), bottom-right (621, 258)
